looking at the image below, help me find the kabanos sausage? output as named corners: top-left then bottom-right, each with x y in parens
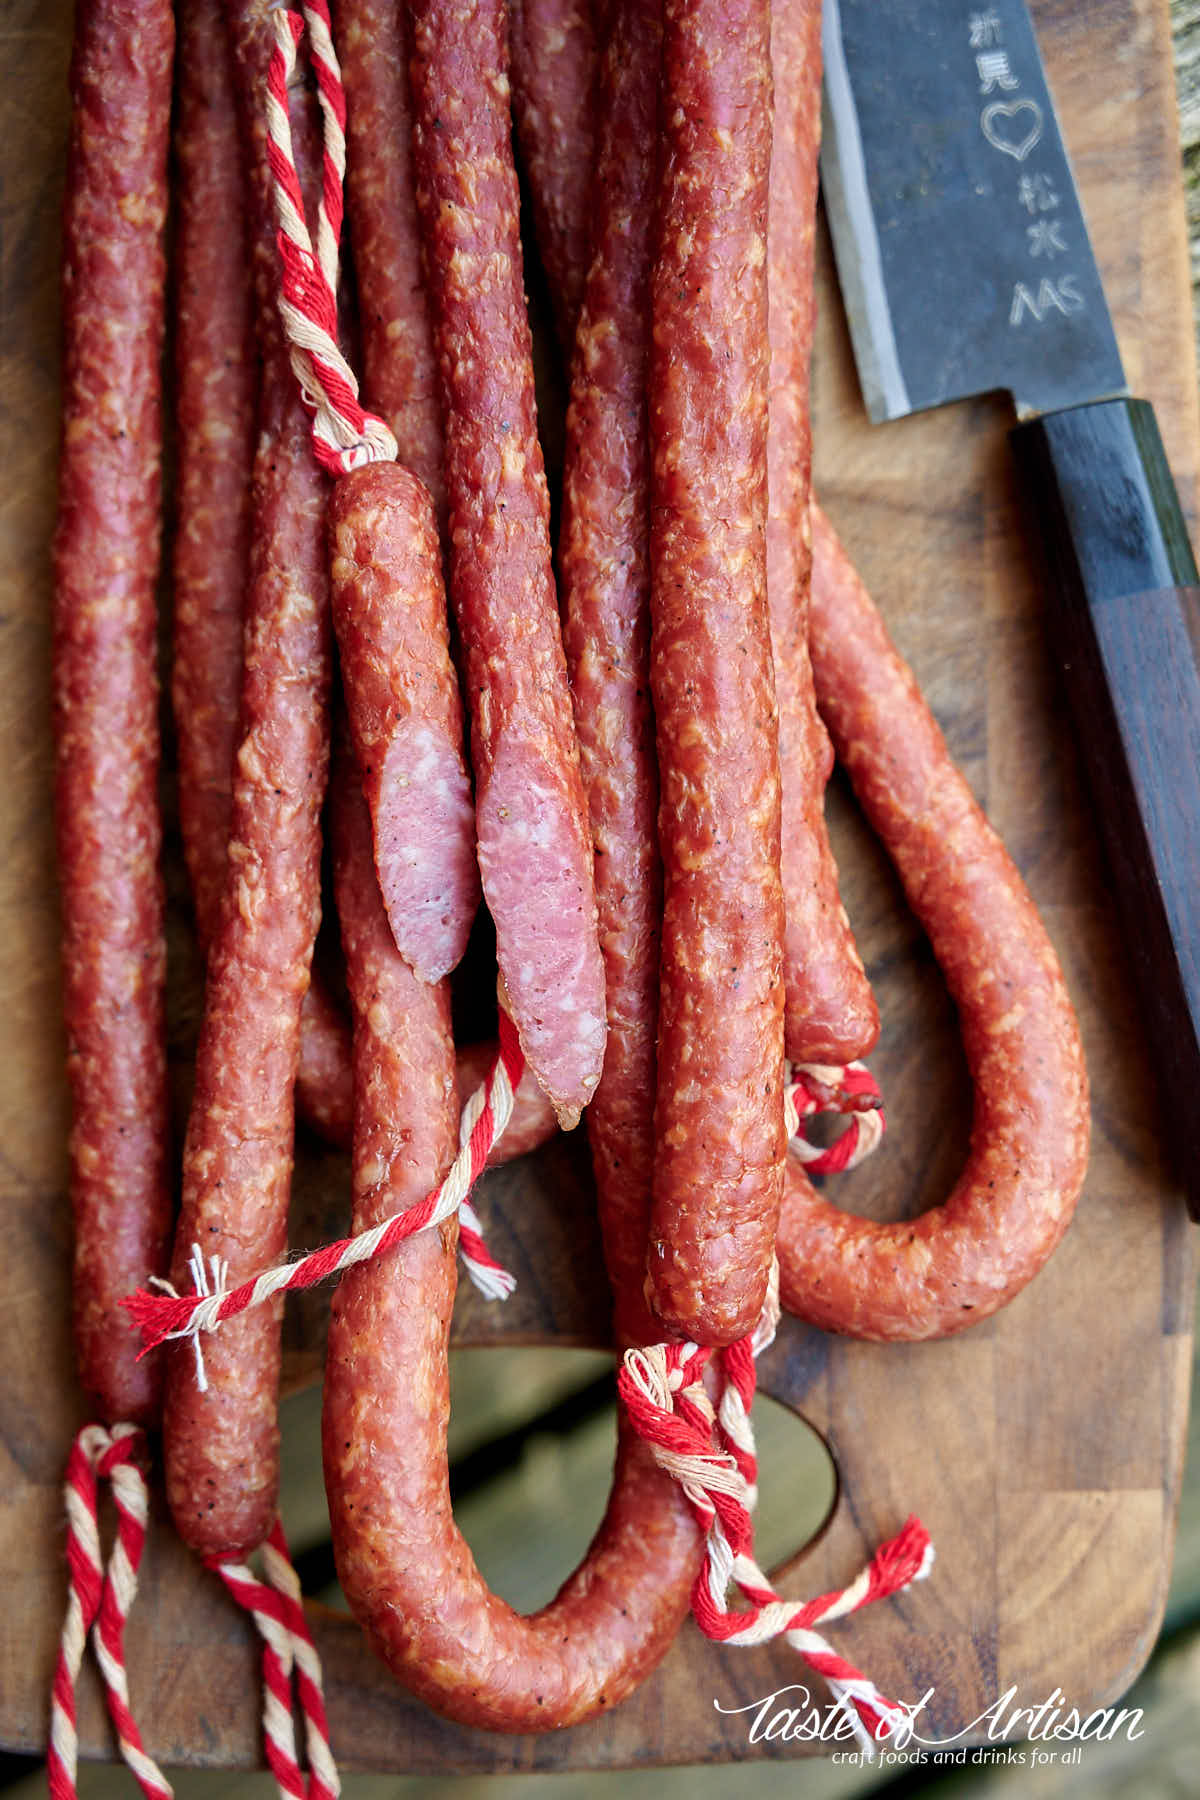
top-left (643, 0), bottom-right (786, 1347)
top-left (560, 0), bottom-right (663, 1349)
top-left (170, 0), bottom-right (353, 1153)
top-left (509, 0), bottom-right (599, 357)
top-left (53, 0), bottom-right (174, 1427)
top-left (322, 768), bottom-right (699, 1733)
top-left (409, 0), bottom-right (607, 1129)
top-left (768, 0), bottom-right (878, 1066)
top-left (506, 0), bottom-right (879, 1082)
top-left (774, 504), bottom-right (1090, 1342)
top-left (172, 0), bottom-right (256, 954)
top-left (329, 464), bottom-right (479, 982)
top-left (163, 4), bottom-right (330, 1559)
top-left (335, 0), bottom-right (445, 518)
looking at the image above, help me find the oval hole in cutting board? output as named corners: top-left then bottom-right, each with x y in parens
top-left (450, 1355), bottom-right (837, 1614)
top-left (749, 1394), bottom-right (838, 1577)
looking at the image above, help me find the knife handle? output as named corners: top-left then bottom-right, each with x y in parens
top-left (1011, 397), bottom-right (1200, 1220)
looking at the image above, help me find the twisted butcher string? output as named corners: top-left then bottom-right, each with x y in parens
top-left (619, 1303), bottom-right (934, 1757)
top-left (207, 1521), bottom-right (339, 1800)
top-left (122, 1010), bottom-right (524, 1362)
top-left (48, 1425), bottom-right (172, 1800)
top-left (264, 2), bottom-right (396, 473)
top-left (785, 1059), bottom-right (886, 1175)
top-left (121, 1018), bottom-right (887, 1362)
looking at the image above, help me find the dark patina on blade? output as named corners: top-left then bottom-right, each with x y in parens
top-left (821, 0), bottom-right (1127, 422)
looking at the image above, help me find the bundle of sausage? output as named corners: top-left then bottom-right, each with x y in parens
top-left (51, 0), bottom-right (1088, 1746)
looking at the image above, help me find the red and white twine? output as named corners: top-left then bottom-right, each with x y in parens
top-left (123, 1012), bottom-right (523, 1364)
top-left (619, 1304), bottom-right (934, 1757)
top-left (207, 1521), bottom-right (339, 1800)
top-left (49, 1426), bottom-right (171, 1800)
top-left (264, 1), bottom-right (395, 473)
top-left (786, 1059), bottom-right (886, 1175)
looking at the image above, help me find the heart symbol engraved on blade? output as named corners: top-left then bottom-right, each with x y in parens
top-left (980, 99), bottom-right (1044, 162)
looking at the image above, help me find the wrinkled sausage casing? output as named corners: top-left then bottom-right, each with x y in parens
top-left (163, 3), bottom-right (331, 1560)
top-left (54, 0), bottom-right (175, 1427)
top-left (768, 0), bottom-right (878, 1066)
top-left (171, 0), bottom-right (349, 1151)
top-left (560, 0), bottom-right (664, 1349)
top-left (644, 0), bottom-right (787, 1347)
top-left (509, 0), bottom-right (598, 357)
top-left (323, 778), bottom-right (699, 1733)
top-left (775, 506), bottom-right (1091, 1342)
top-left (172, 0), bottom-right (256, 953)
top-left (409, 0), bottom-right (607, 1129)
top-left (330, 463), bottom-right (480, 984)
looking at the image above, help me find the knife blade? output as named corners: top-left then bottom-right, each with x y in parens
top-left (821, 0), bottom-right (1200, 1217)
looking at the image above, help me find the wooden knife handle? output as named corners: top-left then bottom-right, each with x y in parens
top-left (1011, 397), bottom-right (1200, 1220)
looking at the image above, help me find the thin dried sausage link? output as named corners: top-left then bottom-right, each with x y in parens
top-left (434, 0), bottom-right (878, 1090)
top-left (53, 0), bottom-right (174, 1427)
top-left (170, 0), bottom-right (349, 1154)
top-left (769, 0), bottom-right (878, 1065)
top-left (560, 0), bottom-right (663, 1349)
top-left (323, 766), bottom-right (699, 1733)
top-left (775, 505), bottom-right (1090, 1341)
top-left (330, 463), bottom-right (479, 983)
top-left (171, 0), bottom-right (255, 950)
top-left (336, 0), bottom-right (445, 516)
top-left (163, 5), bottom-right (331, 1559)
top-left (644, 0), bottom-right (786, 1346)
top-left (504, 0), bottom-right (876, 1083)
top-left (509, 0), bottom-right (599, 357)
top-left (409, 0), bottom-right (607, 1129)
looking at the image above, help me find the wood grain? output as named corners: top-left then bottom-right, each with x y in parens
top-left (0, 0), bottom-right (1195, 1776)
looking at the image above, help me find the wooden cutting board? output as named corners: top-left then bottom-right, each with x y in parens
top-left (0, 0), bottom-right (1195, 1776)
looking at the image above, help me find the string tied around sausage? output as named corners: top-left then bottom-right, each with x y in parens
top-left (50, 1430), bottom-right (340, 1800)
top-left (122, 1022), bottom-right (888, 1364)
top-left (265, 0), bottom-right (397, 474)
top-left (785, 1058), bottom-right (886, 1175)
top-left (122, 1012), bottom-right (524, 1360)
top-left (143, 1244), bottom-right (229, 1392)
top-left (619, 1287), bottom-right (934, 1759)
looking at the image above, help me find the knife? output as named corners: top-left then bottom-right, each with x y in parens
top-left (821, 0), bottom-right (1200, 1218)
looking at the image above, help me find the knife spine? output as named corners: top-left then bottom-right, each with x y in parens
top-left (819, 0), bottom-right (909, 423)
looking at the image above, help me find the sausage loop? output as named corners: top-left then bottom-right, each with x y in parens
top-left (618, 1319), bottom-right (934, 1757)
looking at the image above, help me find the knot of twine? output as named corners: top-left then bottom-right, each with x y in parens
top-left (206, 1521), bottom-right (339, 1800)
top-left (122, 1012), bottom-right (524, 1370)
top-left (265, 2), bottom-right (396, 474)
top-left (48, 1425), bottom-right (172, 1800)
top-left (619, 1291), bottom-right (934, 1758)
top-left (785, 1059), bottom-right (886, 1174)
